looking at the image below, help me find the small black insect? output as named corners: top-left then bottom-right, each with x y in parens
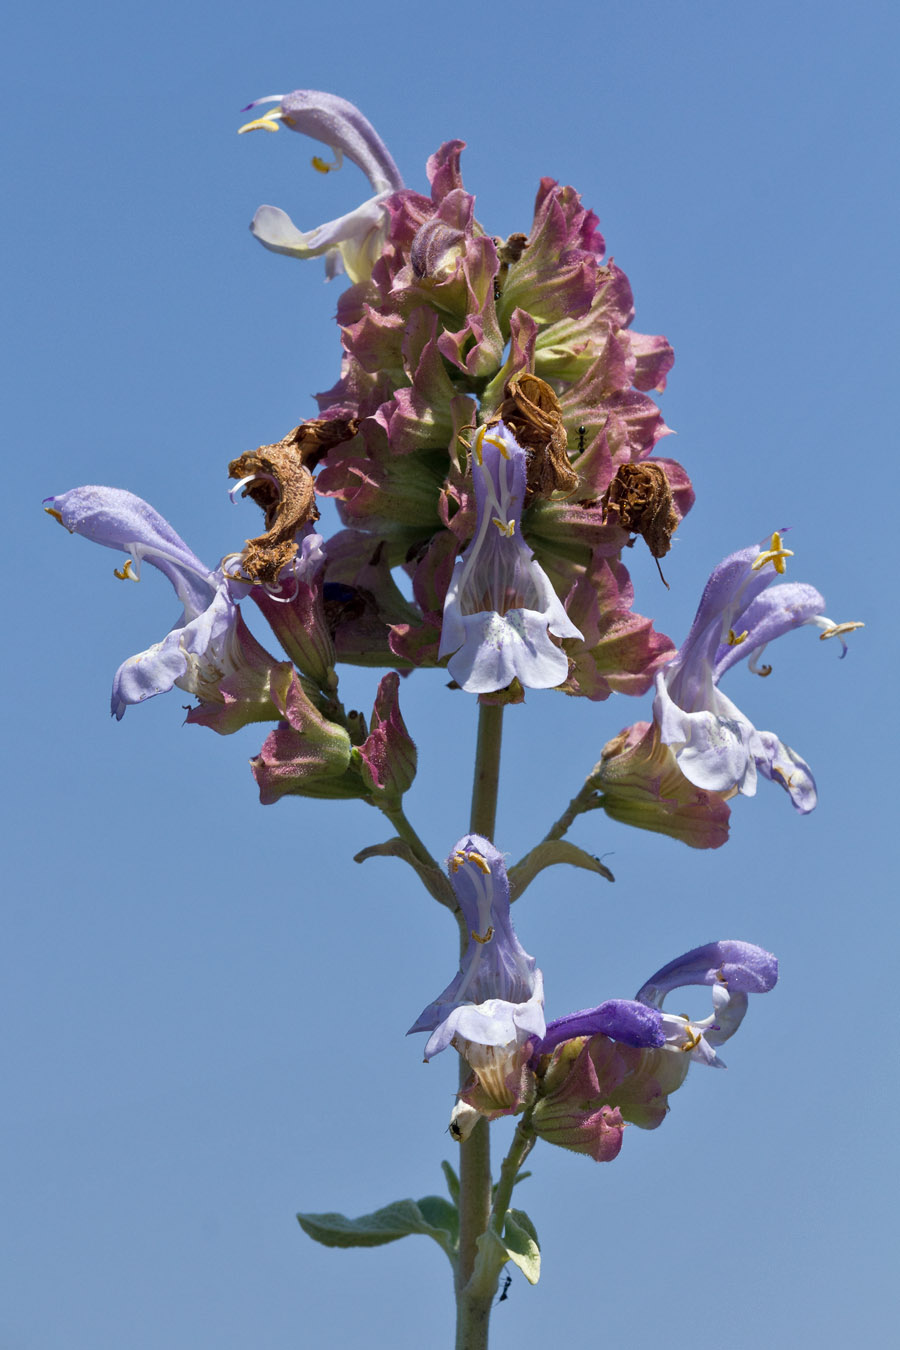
top-left (498, 1274), bottom-right (513, 1304)
top-left (577, 424), bottom-right (586, 453)
top-left (493, 278), bottom-right (502, 303)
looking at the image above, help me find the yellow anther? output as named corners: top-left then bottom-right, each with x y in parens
top-left (311, 154), bottom-right (337, 174)
top-left (44, 506), bottom-right (64, 526)
top-left (113, 558), bottom-right (137, 582)
top-left (751, 530), bottom-right (794, 575)
top-left (727, 629), bottom-right (749, 646)
top-left (465, 849), bottom-right (491, 875)
top-left (752, 663), bottom-right (773, 678)
top-left (473, 425), bottom-right (486, 466)
top-left (819, 621), bottom-right (865, 641)
top-left (714, 968), bottom-right (728, 984)
top-left (483, 434), bottom-right (510, 459)
top-left (471, 926), bottom-right (495, 945)
top-left (492, 516), bottom-right (516, 538)
top-left (237, 107), bottom-right (283, 135)
top-left (679, 1023), bottom-right (702, 1053)
top-left (449, 850), bottom-right (467, 873)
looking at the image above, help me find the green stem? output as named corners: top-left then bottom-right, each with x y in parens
top-left (455, 702), bottom-right (506, 1350)
top-left (469, 703), bottom-right (504, 840)
top-left (380, 802), bottom-right (440, 871)
top-left (542, 778), bottom-right (602, 843)
top-left (487, 1117), bottom-right (536, 1242)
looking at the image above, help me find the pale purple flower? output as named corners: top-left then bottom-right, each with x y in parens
top-left (238, 89), bottom-right (404, 282)
top-left (439, 422), bottom-right (582, 693)
top-left (409, 835), bottom-right (544, 1104)
top-left (633, 939), bottom-right (778, 1068)
top-left (654, 532), bottom-right (862, 811)
top-left (538, 938), bottom-right (777, 1070)
top-left (45, 486), bottom-right (250, 719)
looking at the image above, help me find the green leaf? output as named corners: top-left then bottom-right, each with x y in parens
top-left (297, 1197), bottom-right (457, 1264)
top-left (417, 1195), bottom-right (459, 1245)
top-left (507, 840), bottom-right (614, 900)
top-left (441, 1159), bottom-right (460, 1206)
top-left (503, 1209), bottom-right (541, 1285)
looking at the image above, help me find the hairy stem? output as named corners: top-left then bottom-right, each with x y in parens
top-left (455, 702), bottom-right (506, 1349)
top-left (542, 779), bottom-right (602, 842)
top-left (469, 703), bottom-right (504, 840)
top-left (380, 802), bottom-right (441, 871)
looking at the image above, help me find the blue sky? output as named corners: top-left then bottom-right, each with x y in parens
top-left (5, 1), bottom-right (898, 1346)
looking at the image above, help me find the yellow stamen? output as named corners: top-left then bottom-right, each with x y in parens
top-left (471, 926), bottom-right (495, 945)
top-left (44, 506), bottom-right (64, 526)
top-left (752, 663), bottom-right (773, 678)
top-left (113, 558), bottom-right (137, 582)
top-left (473, 425), bottom-right (486, 466)
top-left (679, 1024), bottom-right (702, 1053)
top-left (465, 849), bottom-right (491, 875)
top-left (819, 621), bottom-right (865, 641)
top-left (311, 153), bottom-right (342, 174)
top-left (751, 530), bottom-right (794, 574)
top-left (237, 107), bottom-right (284, 135)
top-left (483, 434), bottom-right (509, 459)
top-left (492, 516), bottom-right (516, 538)
top-left (727, 628), bottom-right (748, 646)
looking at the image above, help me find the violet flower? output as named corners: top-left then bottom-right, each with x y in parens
top-left (238, 89), bottom-right (404, 282)
top-left (409, 835), bottom-right (544, 1109)
top-left (44, 486), bottom-right (283, 726)
top-left (537, 937), bottom-right (777, 1079)
top-left (654, 532), bottom-right (863, 811)
top-left (633, 938), bottom-right (778, 1068)
top-left (439, 422), bottom-right (582, 693)
top-left (530, 940), bottom-right (777, 1160)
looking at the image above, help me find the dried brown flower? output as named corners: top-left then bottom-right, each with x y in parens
top-left (490, 373), bottom-right (578, 501)
top-left (600, 462), bottom-right (679, 584)
top-left (228, 419), bottom-right (357, 584)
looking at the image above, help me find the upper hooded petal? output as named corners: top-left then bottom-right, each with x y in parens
top-left (635, 940), bottom-right (778, 1006)
top-left (45, 486), bottom-right (212, 614)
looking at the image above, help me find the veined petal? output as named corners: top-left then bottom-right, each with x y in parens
top-left (755, 731), bottom-right (817, 812)
top-left (444, 608), bottom-right (572, 693)
top-left (250, 194), bottom-right (392, 284)
top-left (439, 422), bottom-right (582, 692)
top-left (713, 582), bottom-right (826, 680)
top-left (262, 89), bottom-right (403, 194)
top-left (654, 675), bottom-right (759, 795)
top-left (44, 486), bottom-right (212, 614)
top-left (423, 977), bottom-right (545, 1060)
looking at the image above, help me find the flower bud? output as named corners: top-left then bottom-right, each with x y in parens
top-left (250, 673), bottom-right (359, 802)
top-left (356, 672), bottom-right (417, 802)
top-left (590, 721), bottom-right (732, 849)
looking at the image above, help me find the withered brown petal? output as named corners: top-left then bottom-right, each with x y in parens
top-left (228, 419), bottom-right (357, 584)
top-left (489, 373), bottom-right (578, 502)
top-left (600, 462), bottom-right (678, 562)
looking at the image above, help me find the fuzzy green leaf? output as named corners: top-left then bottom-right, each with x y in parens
top-left (503, 1209), bottom-right (541, 1284)
top-left (441, 1160), bottom-right (460, 1206)
top-left (297, 1197), bottom-right (457, 1264)
top-left (507, 840), bottom-right (614, 900)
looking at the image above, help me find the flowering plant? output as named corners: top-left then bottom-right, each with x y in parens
top-left (45, 89), bottom-right (860, 1348)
